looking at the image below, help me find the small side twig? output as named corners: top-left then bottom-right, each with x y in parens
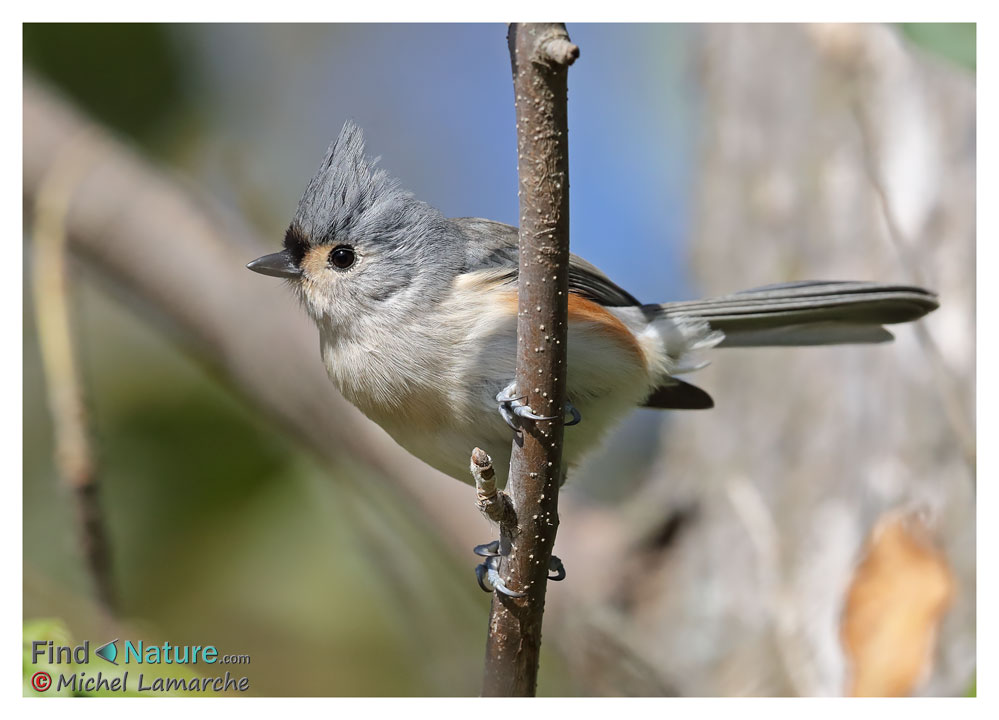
top-left (538, 35), bottom-right (580, 66)
top-left (471, 448), bottom-right (513, 525)
top-left (31, 129), bottom-right (118, 616)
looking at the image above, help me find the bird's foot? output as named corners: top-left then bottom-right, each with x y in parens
top-left (474, 540), bottom-right (524, 597)
top-left (495, 382), bottom-right (582, 431)
top-left (548, 554), bottom-right (567, 581)
top-left (473, 540), bottom-right (566, 596)
top-left (564, 401), bottom-right (581, 426)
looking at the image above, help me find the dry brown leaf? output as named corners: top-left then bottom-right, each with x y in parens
top-left (842, 512), bottom-right (955, 696)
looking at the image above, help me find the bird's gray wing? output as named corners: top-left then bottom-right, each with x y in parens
top-left (451, 217), bottom-right (641, 307)
top-left (452, 217), bottom-right (719, 410)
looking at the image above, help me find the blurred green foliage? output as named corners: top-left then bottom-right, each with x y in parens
top-left (23, 618), bottom-right (201, 697)
top-left (900, 23), bottom-right (976, 72)
top-left (23, 24), bottom-right (191, 147)
top-left (23, 618), bottom-right (75, 696)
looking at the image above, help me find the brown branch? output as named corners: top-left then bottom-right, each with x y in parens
top-left (480, 23), bottom-right (578, 697)
top-left (30, 127), bottom-right (118, 615)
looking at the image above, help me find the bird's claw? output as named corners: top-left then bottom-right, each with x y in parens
top-left (496, 382), bottom-right (582, 431)
top-left (514, 405), bottom-right (558, 422)
top-left (496, 384), bottom-right (523, 431)
top-left (473, 541), bottom-right (566, 595)
top-left (496, 383), bottom-right (546, 430)
top-left (475, 557), bottom-right (526, 597)
top-left (473, 540), bottom-right (502, 558)
top-left (548, 554), bottom-right (566, 581)
top-left (474, 542), bottom-right (526, 597)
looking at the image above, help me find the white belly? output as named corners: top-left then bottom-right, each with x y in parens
top-left (321, 290), bottom-right (659, 486)
top-left (375, 320), bottom-right (653, 485)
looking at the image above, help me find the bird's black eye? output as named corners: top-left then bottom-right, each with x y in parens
top-left (328, 245), bottom-right (355, 270)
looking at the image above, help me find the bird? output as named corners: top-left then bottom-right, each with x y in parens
top-left (247, 121), bottom-right (939, 492)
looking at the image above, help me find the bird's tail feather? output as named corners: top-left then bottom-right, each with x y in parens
top-left (647, 281), bottom-right (938, 348)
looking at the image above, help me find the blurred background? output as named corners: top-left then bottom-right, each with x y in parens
top-left (22, 23), bottom-right (975, 696)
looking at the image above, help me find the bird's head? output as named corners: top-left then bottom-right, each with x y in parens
top-left (248, 121), bottom-right (462, 330)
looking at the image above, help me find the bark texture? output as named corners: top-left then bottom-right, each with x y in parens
top-left (480, 22), bottom-right (578, 697)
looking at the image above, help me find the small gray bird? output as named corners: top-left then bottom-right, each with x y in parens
top-left (248, 122), bottom-right (939, 489)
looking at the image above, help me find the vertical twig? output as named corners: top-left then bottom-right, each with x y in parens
top-left (852, 101), bottom-right (976, 481)
top-left (31, 130), bottom-right (118, 615)
top-left (480, 23), bottom-right (579, 697)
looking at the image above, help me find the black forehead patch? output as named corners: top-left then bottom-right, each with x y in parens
top-left (283, 224), bottom-right (310, 265)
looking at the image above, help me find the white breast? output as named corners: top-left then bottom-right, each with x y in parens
top-left (319, 280), bottom-right (663, 485)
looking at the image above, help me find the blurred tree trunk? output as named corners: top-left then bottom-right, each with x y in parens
top-left (549, 23), bottom-right (975, 696)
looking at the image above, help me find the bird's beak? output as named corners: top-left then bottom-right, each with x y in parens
top-left (246, 250), bottom-right (302, 279)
